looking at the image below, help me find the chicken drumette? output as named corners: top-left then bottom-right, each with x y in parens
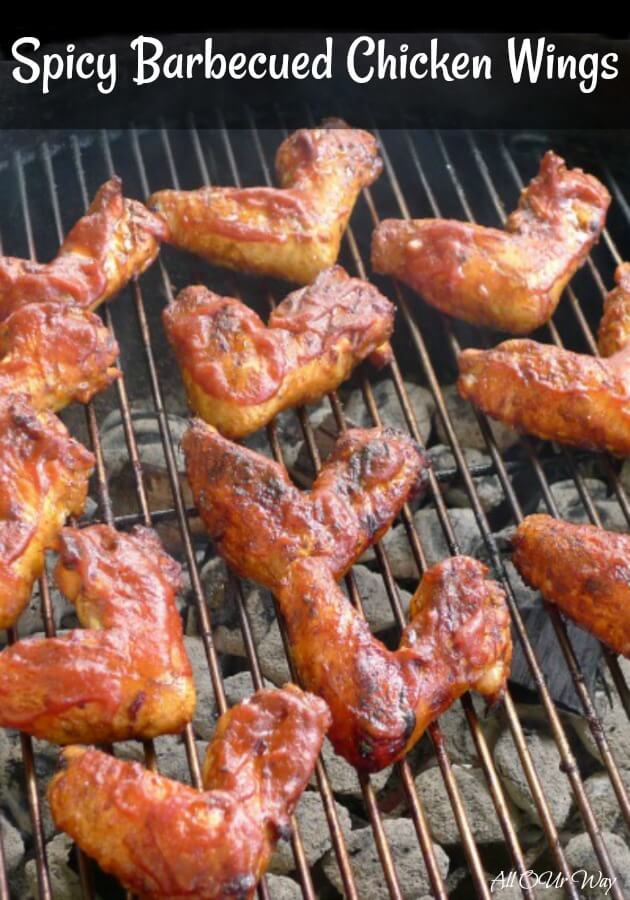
top-left (48, 685), bottom-right (330, 898)
top-left (163, 267), bottom-right (394, 438)
top-left (149, 121), bottom-right (382, 284)
top-left (598, 263), bottom-right (630, 358)
top-left (372, 151), bottom-right (610, 333)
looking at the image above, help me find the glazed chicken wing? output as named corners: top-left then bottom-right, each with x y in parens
top-left (184, 420), bottom-right (510, 770)
top-left (0, 301), bottom-right (119, 412)
top-left (0, 524), bottom-right (194, 743)
top-left (598, 263), bottom-right (630, 357)
top-left (372, 151), bottom-right (610, 333)
top-left (513, 514), bottom-right (630, 657)
top-left (183, 421), bottom-right (429, 589)
top-left (458, 339), bottom-right (630, 456)
top-left (0, 176), bottom-right (166, 320)
top-left (149, 121), bottom-right (381, 284)
top-left (163, 267), bottom-right (394, 438)
top-left (0, 400), bottom-right (94, 630)
top-left (48, 685), bottom-right (330, 899)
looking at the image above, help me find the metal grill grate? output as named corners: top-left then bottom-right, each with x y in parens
top-left (1, 121), bottom-right (630, 900)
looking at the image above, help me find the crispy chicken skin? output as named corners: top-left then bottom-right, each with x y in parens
top-left (513, 514), bottom-right (630, 657)
top-left (0, 177), bottom-right (166, 320)
top-left (184, 420), bottom-right (510, 770)
top-left (372, 151), bottom-right (610, 333)
top-left (183, 421), bottom-right (429, 589)
top-left (0, 524), bottom-right (194, 743)
top-left (48, 686), bottom-right (330, 899)
top-left (0, 400), bottom-right (93, 630)
top-left (458, 339), bottom-right (630, 456)
top-left (598, 263), bottom-right (630, 357)
top-left (163, 267), bottom-right (394, 438)
top-left (0, 301), bottom-right (119, 412)
top-left (149, 121), bottom-right (382, 284)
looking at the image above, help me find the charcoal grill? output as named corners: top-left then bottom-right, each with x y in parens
top-left (1, 118), bottom-right (630, 900)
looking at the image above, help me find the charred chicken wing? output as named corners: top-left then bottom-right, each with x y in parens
top-left (0, 524), bottom-right (194, 743)
top-left (149, 121), bottom-right (382, 284)
top-left (163, 267), bottom-right (394, 438)
top-left (513, 514), bottom-right (630, 658)
top-left (457, 339), bottom-right (630, 456)
top-left (598, 263), bottom-right (630, 357)
top-left (0, 177), bottom-right (166, 320)
top-left (48, 685), bottom-right (330, 898)
top-left (372, 151), bottom-right (610, 333)
top-left (184, 420), bottom-right (511, 770)
top-left (0, 400), bottom-right (94, 630)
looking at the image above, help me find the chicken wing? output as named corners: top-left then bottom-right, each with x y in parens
top-left (598, 263), bottom-right (630, 357)
top-left (48, 685), bottom-right (330, 898)
top-left (184, 420), bottom-right (510, 770)
top-left (513, 514), bottom-right (630, 657)
top-left (457, 339), bottom-right (630, 456)
top-left (0, 176), bottom-right (166, 320)
top-left (183, 421), bottom-right (429, 589)
top-left (372, 151), bottom-right (610, 334)
top-left (163, 267), bottom-right (394, 438)
top-left (0, 524), bottom-right (194, 743)
top-left (0, 400), bottom-right (94, 630)
top-left (0, 301), bottom-right (119, 412)
top-left (149, 121), bottom-right (381, 284)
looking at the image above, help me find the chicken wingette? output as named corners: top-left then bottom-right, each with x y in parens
top-left (598, 263), bottom-right (630, 357)
top-left (48, 686), bottom-right (330, 898)
top-left (0, 524), bottom-right (195, 743)
top-left (372, 151), bottom-right (610, 334)
top-left (0, 176), bottom-right (166, 319)
top-left (163, 267), bottom-right (394, 438)
top-left (149, 121), bottom-right (382, 284)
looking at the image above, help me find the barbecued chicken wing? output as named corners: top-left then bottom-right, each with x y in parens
top-left (149, 121), bottom-right (381, 284)
top-left (48, 685), bottom-right (330, 898)
top-left (184, 420), bottom-right (510, 770)
top-left (163, 267), bottom-right (394, 438)
top-left (457, 339), bottom-right (630, 456)
top-left (598, 263), bottom-right (630, 357)
top-left (0, 524), bottom-right (194, 743)
top-left (183, 421), bottom-right (429, 589)
top-left (0, 400), bottom-right (93, 630)
top-left (513, 514), bottom-right (630, 657)
top-left (0, 301), bottom-right (119, 412)
top-left (372, 151), bottom-right (610, 333)
top-left (0, 177), bottom-right (166, 320)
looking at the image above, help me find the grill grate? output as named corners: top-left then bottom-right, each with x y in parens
top-left (0, 121), bottom-right (629, 900)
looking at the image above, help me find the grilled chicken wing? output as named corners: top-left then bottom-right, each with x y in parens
top-left (0, 524), bottom-right (194, 743)
top-left (184, 420), bottom-right (510, 770)
top-left (0, 400), bottom-right (93, 630)
top-left (598, 263), bottom-right (630, 357)
top-left (163, 267), bottom-right (394, 438)
top-left (513, 514), bottom-right (630, 657)
top-left (0, 177), bottom-right (166, 320)
top-left (184, 421), bottom-right (429, 589)
top-left (149, 121), bottom-right (381, 284)
top-left (458, 339), bottom-right (630, 456)
top-left (0, 301), bottom-right (119, 412)
top-left (48, 685), bottom-right (330, 899)
top-left (372, 151), bottom-right (610, 333)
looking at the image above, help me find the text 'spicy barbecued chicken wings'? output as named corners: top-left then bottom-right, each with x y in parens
top-left (184, 421), bottom-right (511, 770)
top-left (0, 177), bottom-right (166, 320)
top-left (48, 685), bottom-right (330, 899)
top-left (457, 339), bottom-right (630, 456)
top-left (149, 121), bottom-right (382, 284)
top-left (0, 401), bottom-right (94, 630)
top-left (513, 514), bottom-right (630, 658)
top-left (598, 263), bottom-right (630, 357)
top-left (372, 151), bottom-right (610, 334)
top-left (0, 524), bottom-right (195, 743)
top-left (163, 267), bottom-right (394, 438)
